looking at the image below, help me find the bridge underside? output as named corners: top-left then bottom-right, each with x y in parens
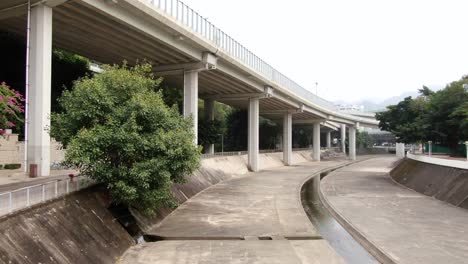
top-left (0, 0), bottom-right (359, 175)
top-left (1, 1), bottom-right (320, 116)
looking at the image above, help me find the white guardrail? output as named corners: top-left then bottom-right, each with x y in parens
top-left (0, 175), bottom-right (93, 217)
top-left (407, 152), bottom-right (468, 170)
top-left (146, 0), bottom-right (338, 111)
top-left (201, 147), bottom-right (337, 159)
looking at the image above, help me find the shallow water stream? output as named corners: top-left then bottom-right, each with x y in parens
top-left (301, 173), bottom-right (379, 264)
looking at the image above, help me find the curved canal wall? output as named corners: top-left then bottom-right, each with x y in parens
top-left (391, 157), bottom-right (468, 209)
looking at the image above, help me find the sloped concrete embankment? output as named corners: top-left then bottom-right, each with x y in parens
top-left (391, 158), bottom-right (468, 209)
top-left (0, 187), bottom-right (134, 264)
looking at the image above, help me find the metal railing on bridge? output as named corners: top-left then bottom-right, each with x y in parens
top-left (147, 0), bottom-right (337, 111)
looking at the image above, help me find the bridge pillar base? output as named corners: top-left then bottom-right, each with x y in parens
top-left (283, 112), bottom-right (292, 165)
top-left (183, 71), bottom-right (198, 145)
top-left (248, 97), bottom-right (259, 172)
top-left (313, 122), bottom-right (321, 161)
top-left (341, 124), bottom-right (346, 154)
top-left (349, 126), bottom-right (356, 160)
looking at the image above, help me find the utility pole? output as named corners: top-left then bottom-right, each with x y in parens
top-left (218, 134), bottom-right (224, 155)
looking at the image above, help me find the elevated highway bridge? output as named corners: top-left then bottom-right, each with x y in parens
top-left (0, 0), bottom-right (379, 176)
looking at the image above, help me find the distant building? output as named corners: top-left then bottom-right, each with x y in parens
top-left (336, 104), bottom-right (364, 112)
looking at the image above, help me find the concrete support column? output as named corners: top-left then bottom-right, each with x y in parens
top-left (349, 126), bottom-right (356, 160)
top-left (283, 112), bottom-right (292, 166)
top-left (183, 71), bottom-right (198, 145)
top-left (340, 124), bottom-right (346, 154)
top-left (248, 97), bottom-right (259, 172)
top-left (313, 122), bottom-right (321, 161)
top-left (396, 143), bottom-right (405, 158)
top-left (28, 4), bottom-right (53, 177)
top-left (326, 131), bottom-right (331, 149)
top-left (204, 98), bottom-right (215, 154)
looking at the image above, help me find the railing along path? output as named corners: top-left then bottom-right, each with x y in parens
top-left (0, 175), bottom-right (92, 217)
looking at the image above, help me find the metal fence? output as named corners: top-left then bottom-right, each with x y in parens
top-left (145, 0), bottom-right (337, 111)
top-left (201, 151), bottom-right (248, 159)
top-left (0, 175), bottom-right (93, 217)
top-left (201, 147), bottom-right (339, 159)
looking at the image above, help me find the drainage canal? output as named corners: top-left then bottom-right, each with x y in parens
top-left (111, 168), bottom-right (380, 263)
top-left (108, 203), bottom-right (146, 244)
top-left (301, 171), bottom-right (379, 264)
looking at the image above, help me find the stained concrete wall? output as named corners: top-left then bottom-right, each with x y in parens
top-left (0, 187), bottom-right (134, 264)
top-left (0, 135), bottom-right (65, 166)
top-left (391, 158), bottom-right (468, 210)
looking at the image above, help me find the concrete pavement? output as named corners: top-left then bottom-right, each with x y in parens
top-left (321, 157), bottom-right (468, 264)
top-left (120, 159), bottom-right (354, 264)
top-left (121, 240), bottom-right (343, 264)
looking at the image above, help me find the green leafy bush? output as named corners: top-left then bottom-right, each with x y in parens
top-left (4, 163), bottom-right (20, 170)
top-left (50, 63), bottom-right (200, 215)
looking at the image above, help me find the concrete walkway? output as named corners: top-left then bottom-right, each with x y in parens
top-left (321, 157), bottom-right (468, 264)
top-left (120, 159), bottom-right (354, 264)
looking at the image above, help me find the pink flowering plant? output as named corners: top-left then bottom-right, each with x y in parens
top-left (0, 82), bottom-right (25, 132)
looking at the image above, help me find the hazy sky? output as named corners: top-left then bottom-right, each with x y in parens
top-left (180, 0), bottom-right (468, 103)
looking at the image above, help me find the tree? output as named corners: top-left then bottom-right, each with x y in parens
top-left (198, 119), bottom-right (224, 148)
top-left (259, 117), bottom-right (280, 149)
top-left (424, 78), bottom-right (468, 148)
top-left (293, 125), bottom-right (313, 148)
top-left (156, 82), bottom-right (183, 113)
top-left (376, 76), bottom-right (468, 151)
top-left (197, 100), bottom-right (231, 152)
top-left (51, 49), bottom-right (91, 112)
top-left (376, 96), bottom-right (427, 143)
top-left (224, 109), bottom-right (248, 151)
top-left (418, 86), bottom-right (434, 97)
top-left (356, 130), bottom-right (374, 148)
top-left (50, 63), bottom-right (200, 215)
top-left (450, 101), bottom-right (468, 141)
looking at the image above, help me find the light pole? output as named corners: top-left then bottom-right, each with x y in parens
top-left (465, 141), bottom-right (468, 161)
top-left (428, 141), bottom-right (432, 156)
top-left (218, 134), bottom-right (224, 155)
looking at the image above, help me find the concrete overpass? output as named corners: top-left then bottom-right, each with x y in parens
top-left (0, 0), bottom-right (378, 176)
